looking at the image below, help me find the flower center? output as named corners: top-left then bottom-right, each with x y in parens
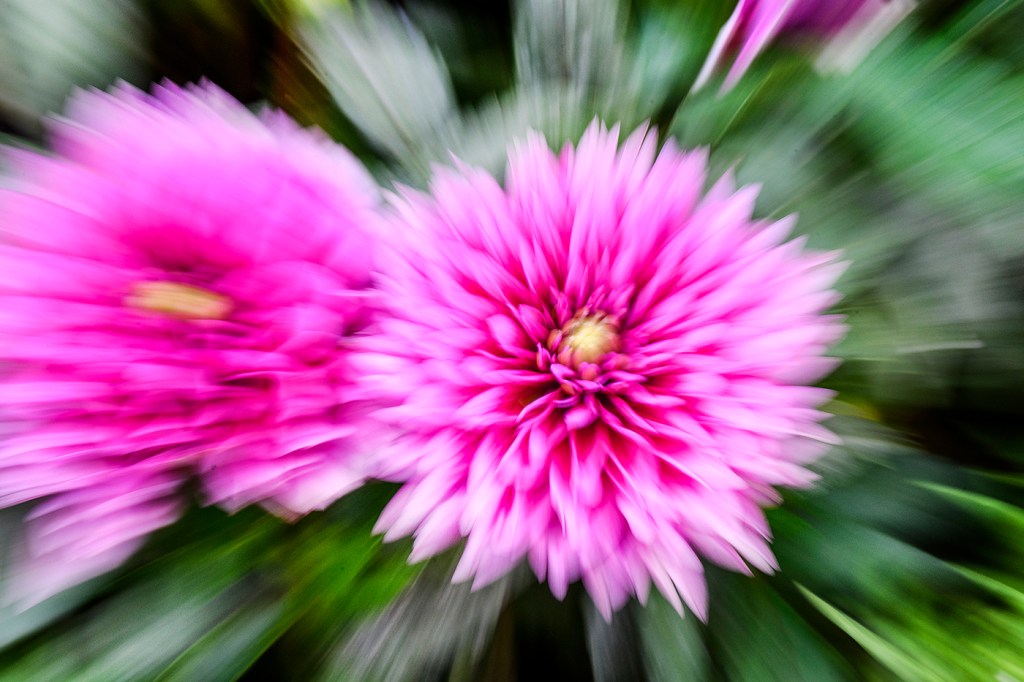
top-left (554, 313), bottom-right (620, 365)
top-left (126, 281), bottom-right (232, 320)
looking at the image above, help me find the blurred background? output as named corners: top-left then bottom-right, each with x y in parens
top-left (1, 0), bottom-right (1024, 679)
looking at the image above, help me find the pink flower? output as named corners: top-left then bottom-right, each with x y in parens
top-left (694, 0), bottom-right (914, 92)
top-left (358, 123), bottom-right (846, 619)
top-left (0, 82), bottom-right (383, 599)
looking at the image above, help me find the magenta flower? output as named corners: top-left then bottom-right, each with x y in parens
top-left (0, 82), bottom-right (383, 598)
top-left (359, 123), bottom-right (846, 619)
top-left (694, 0), bottom-right (914, 92)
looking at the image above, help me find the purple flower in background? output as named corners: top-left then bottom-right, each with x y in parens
top-left (0, 82), bottom-right (384, 599)
top-left (359, 123), bottom-right (846, 619)
top-left (695, 0), bottom-right (915, 92)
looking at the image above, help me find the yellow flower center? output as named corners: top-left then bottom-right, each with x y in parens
top-left (126, 281), bottom-right (232, 320)
top-left (559, 314), bottom-right (619, 364)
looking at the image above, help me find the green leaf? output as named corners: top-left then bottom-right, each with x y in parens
top-left (915, 483), bottom-right (1024, 537)
top-left (0, 0), bottom-right (148, 132)
top-left (155, 596), bottom-right (294, 682)
top-left (634, 594), bottom-right (710, 682)
top-left (312, 559), bottom-right (523, 682)
top-left (0, 513), bottom-right (279, 681)
top-left (706, 574), bottom-right (854, 682)
top-left (798, 586), bottom-right (942, 682)
top-left (297, 1), bottom-right (458, 180)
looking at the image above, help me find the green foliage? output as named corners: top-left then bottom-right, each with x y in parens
top-left (0, 487), bottom-right (422, 681)
top-left (1, 0), bottom-right (1024, 679)
top-left (0, 0), bottom-right (149, 134)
